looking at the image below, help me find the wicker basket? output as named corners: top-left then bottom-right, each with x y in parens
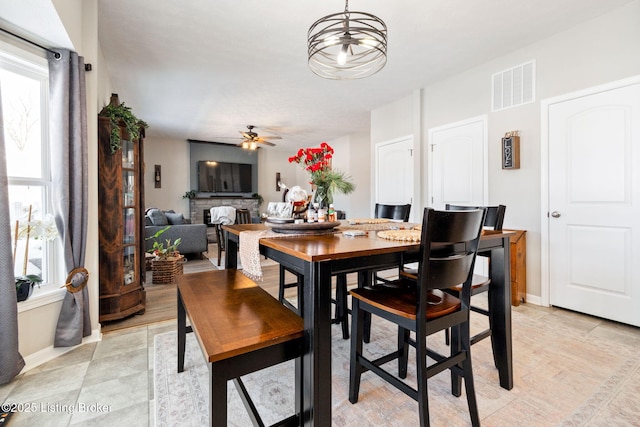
top-left (151, 255), bottom-right (184, 284)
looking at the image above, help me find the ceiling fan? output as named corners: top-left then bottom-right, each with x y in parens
top-left (238, 125), bottom-right (281, 149)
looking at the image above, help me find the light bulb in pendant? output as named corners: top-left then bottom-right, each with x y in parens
top-left (337, 44), bottom-right (348, 65)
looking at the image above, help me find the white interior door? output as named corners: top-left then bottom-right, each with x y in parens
top-left (429, 116), bottom-right (488, 275)
top-left (375, 136), bottom-right (413, 215)
top-left (547, 80), bottom-right (640, 326)
top-left (428, 116), bottom-right (487, 209)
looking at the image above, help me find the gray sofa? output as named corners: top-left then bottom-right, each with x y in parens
top-left (145, 209), bottom-right (208, 258)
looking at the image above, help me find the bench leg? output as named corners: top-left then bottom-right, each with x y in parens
top-left (295, 356), bottom-right (303, 426)
top-left (178, 290), bottom-right (186, 373)
top-left (210, 365), bottom-right (227, 427)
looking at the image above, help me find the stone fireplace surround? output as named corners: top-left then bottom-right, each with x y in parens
top-left (189, 197), bottom-right (260, 226)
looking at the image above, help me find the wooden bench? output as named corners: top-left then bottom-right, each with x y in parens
top-left (177, 269), bottom-right (305, 427)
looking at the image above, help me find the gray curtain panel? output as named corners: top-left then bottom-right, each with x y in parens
top-left (48, 50), bottom-right (90, 347)
top-left (0, 85), bottom-right (26, 384)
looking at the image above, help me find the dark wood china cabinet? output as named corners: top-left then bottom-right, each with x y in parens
top-left (97, 94), bottom-right (146, 322)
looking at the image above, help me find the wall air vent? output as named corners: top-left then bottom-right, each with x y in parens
top-left (492, 60), bottom-right (535, 112)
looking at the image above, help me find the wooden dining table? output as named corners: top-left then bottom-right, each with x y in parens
top-left (223, 222), bottom-right (515, 427)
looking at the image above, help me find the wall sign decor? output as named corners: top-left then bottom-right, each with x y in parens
top-left (155, 164), bottom-right (162, 188)
top-left (502, 131), bottom-right (520, 169)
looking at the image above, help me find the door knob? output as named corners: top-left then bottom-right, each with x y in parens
top-left (551, 211), bottom-right (561, 218)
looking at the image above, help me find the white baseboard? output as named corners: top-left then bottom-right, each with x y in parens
top-left (524, 293), bottom-right (542, 306)
top-left (21, 326), bottom-right (102, 373)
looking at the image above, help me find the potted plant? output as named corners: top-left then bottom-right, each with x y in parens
top-left (183, 189), bottom-right (197, 199)
top-left (16, 274), bottom-right (43, 302)
top-left (252, 193), bottom-right (264, 207)
top-left (146, 226), bottom-right (184, 284)
top-left (146, 226), bottom-right (182, 259)
top-left (13, 206), bottom-right (58, 302)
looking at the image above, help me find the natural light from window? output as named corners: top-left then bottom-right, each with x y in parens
top-left (1, 47), bottom-right (60, 301)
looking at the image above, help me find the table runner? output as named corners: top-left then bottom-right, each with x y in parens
top-left (239, 229), bottom-right (315, 280)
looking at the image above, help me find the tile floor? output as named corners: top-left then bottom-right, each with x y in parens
top-left (1, 300), bottom-right (640, 426)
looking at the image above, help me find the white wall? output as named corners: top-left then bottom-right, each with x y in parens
top-left (372, 1), bottom-right (640, 300)
top-left (339, 132), bottom-right (370, 219)
top-left (257, 147), bottom-right (300, 209)
top-left (143, 136), bottom-right (191, 215)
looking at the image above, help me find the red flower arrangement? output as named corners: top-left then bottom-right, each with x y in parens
top-left (288, 142), bottom-right (334, 181)
top-left (288, 142), bottom-right (355, 207)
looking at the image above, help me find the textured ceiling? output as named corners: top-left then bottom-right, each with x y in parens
top-left (97, 0), bottom-right (633, 150)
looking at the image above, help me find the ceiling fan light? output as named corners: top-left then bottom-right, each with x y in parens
top-left (250, 142), bottom-right (257, 150)
top-left (242, 142), bottom-right (249, 149)
top-left (307, 0), bottom-right (387, 80)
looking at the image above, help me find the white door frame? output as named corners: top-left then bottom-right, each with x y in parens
top-left (374, 135), bottom-right (416, 218)
top-left (540, 75), bottom-right (640, 307)
top-left (427, 115), bottom-right (489, 207)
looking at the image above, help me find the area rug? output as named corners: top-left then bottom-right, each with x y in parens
top-left (153, 307), bottom-right (640, 426)
top-left (153, 316), bottom-right (493, 427)
top-left (154, 331), bottom-right (296, 426)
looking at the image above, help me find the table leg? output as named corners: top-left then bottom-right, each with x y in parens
top-left (488, 240), bottom-right (513, 390)
top-left (301, 261), bottom-right (333, 426)
top-left (225, 232), bottom-right (238, 269)
top-left (177, 290), bottom-right (186, 373)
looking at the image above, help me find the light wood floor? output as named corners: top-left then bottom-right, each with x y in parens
top-left (100, 247), bottom-right (324, 333)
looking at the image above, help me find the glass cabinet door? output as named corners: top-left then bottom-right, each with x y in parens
top-left (121, 138), bottom-right (134, 169)
top-left (123, 171), bottom-right (135, 206)
top-left (123, 208), bottom-right (136, 244)
top-left (123, 245), bottom-right (136, 286)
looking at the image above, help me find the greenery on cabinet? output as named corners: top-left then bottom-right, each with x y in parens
top-left (99, 97), bottom-right (148, 154)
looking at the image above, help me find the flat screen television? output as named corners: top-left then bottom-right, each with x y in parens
top-left (197, 161), bottom-right (252, 193)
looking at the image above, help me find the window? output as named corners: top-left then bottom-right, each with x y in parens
top-left (0, 41), bottom-right (62, 299)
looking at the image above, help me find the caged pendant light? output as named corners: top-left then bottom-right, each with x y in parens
top-left (307, 0), bottom-right (387, 80)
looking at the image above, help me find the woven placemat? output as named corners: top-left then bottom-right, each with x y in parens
top-left (347, 218), bottom-right (390, 225)
top-left (377, 229), bottom-right (421, 242)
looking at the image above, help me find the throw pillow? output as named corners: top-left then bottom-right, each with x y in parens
top-left (147, 208), bottom-right (168, 226)
top-left (165, 212), bottom-right (185, 225)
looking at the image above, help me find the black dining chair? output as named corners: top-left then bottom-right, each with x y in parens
top-left (213, 223), bottom-right (225, 267)
top-left (402, 204), bottom-right (506, 349)
top-left (441, 204), bottom-right (506, 349)
top-left (349, 207), bottom-right (485, 426)
top-left (374, 203), bottom-right (412, 222)
top-left (373, 203), bottom-right (412, 286)
top-left (333, 203), bottom-right (414, 339)
top-left (235, 208), bottom-right (252, 225)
